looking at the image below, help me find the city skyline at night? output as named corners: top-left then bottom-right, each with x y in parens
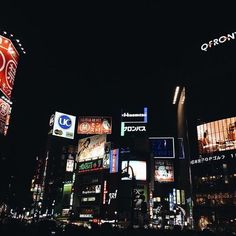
top-left (0, 1), bottom-right (236, 231)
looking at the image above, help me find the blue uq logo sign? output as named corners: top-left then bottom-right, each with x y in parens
top-left (58, 115), bottom-right (72, 129)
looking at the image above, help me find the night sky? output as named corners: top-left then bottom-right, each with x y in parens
top-left (1, 1), bottom-right (236, 206)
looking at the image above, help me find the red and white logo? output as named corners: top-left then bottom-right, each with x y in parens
top-left (79, 122), bottom-right (91, 132)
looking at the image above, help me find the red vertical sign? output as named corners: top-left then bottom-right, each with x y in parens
top-left (0, 98), bottom-right (11, 135)
top-left (0, 35), bottom-right (19, 99)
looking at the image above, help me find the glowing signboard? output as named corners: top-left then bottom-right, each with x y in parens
top-left (0, 35), bottom-right (19, 99)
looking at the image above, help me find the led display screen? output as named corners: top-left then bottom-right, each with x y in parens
top-left (197, 117), bottom-right (236, 154)
top-left (121, 160), bottom-right (146, 181)
top-left (149, 137), bottom-right (175, 158)
top-left (66, 159), bottom-right (74, 172)
top-left (154, 160), bottom-right (174, 183)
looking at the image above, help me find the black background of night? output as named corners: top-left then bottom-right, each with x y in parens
top-left (0, 1), bottom-right (236, 235)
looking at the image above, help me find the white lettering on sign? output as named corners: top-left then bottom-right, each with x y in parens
top-left (190, 154), bottom-right (230, 165)
top-left (108, 190), bottom-right (118, 205)
top-left (201, 32), bottom-right (236, 51)
top-left (124, 126), bottom-right (146, 132)
top-left (122, 113), bottom-right (146, 117)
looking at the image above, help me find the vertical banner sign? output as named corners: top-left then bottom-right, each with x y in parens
top-left (0, 35), bottom-right (19, 99)
top-left (0, 97), bottom-right (11, 135)
top-left (103, 142), bottom-right (111, 168)
top-left (109, 149), bottom-right (119, 173)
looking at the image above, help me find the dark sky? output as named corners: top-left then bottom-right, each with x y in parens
top-left (1, 1), bottom-right (236, 206)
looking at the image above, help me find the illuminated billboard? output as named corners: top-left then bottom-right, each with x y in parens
top-left (0, 35), bottom-right (19, 99)
top-left (133, 184), bottom-right (148, 210)
top-left (80, 185), bottom-right (101, 195)
top-left (66, 159), bottom-right (74, 172)
top-left (52, 111), bottom-right (76, 139)
top-left (109, 149), bottom-right (119, 173)
top-left (103, 142), bottom-right (111, 169)
top-left (149, 137), bottom-right (175, 159)
top-left (0, 97), bottom-right (11, 135)
top-left (197, 117), bottom-right (236, 154)
top-left (120, 107), bottom-right (148, 136)
top-left (121, 161), bottom-right (146, 181)
top-left (77, 158), bottom-right (103, 173)
top-left (154, 160), bottom-right (174, 183)
top-left (77, 116), bottom-right (112, 134)
top-left (76, 134), bottom-right (106, 162)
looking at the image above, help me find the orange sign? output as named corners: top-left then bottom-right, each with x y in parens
top-left (77, 116), bottom-right (112, 134)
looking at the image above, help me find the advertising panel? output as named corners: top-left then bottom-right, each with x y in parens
top-left (133, 184), bottom-right (148, 210)
top-left (197, 117), bottom-right (236, 154)
top-left (66, 159), bottom-right (74, 172)
top-left (77, 158), bottom-right (103, 173)
top-left (121, 160), bottom-right (146, 181)
top-left (103, 142), bottom-right (111, 169)
top-left (120, 107), bottom-right (148, 136)
top-left (62, 183), bottom-right (72, 207)
top-left (149, 137), bottom-right (175, 159)
top-left (77, 116), bottom-right (112, 134)
top-left (109, 149), bottom-right (119, 173)
top-left (80, 185), bottom-right (101, 195)
top-left (0, 97), bottom-right (11, 135)
top-left (52, 111), bottom-right (76, 139)
top-left (76, 134), bottom-right (106, 162)
top-left (154, 160), bottom-right (174, 182)
top-left (0, 35), bottom-right (19, 99)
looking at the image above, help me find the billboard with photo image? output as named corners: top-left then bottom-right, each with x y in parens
top-left (197, 117), bottom-right (236, 155)
top-left (154, 160), bottom-right (174, 183)
top-left (76, 134), bottom-right (107, 162)
top-left (121, 160), bottom-right (146, 181)
top-left (149, 137), bottom-right (175, 159)
top-left (0, 35), bottom-right (19, 99)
